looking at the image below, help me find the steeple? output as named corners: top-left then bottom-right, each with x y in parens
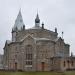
top-left (12, 9), bottom-right (25, 31)
top-left (35, 12), bottom-right (40, 27)
top-left (12, 9), bottom-right (25, 42)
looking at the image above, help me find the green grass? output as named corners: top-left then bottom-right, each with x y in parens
top-left (0, 71), bottom-right (75, 75)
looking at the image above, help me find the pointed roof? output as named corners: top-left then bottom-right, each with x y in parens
top-left (31, 12), bottom-right (41, 29)
top-left (17, 9), bottom-right (22, 20)
top-left (36, 13), bottom-right (39, 19)
top-left (35, 13), bottom-right (40, 23)
top-left (13, 9), bottom-right (25, 31)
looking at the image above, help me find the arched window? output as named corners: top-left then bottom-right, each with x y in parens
top-left (26, 54), bottom-right (32, 60)
top-left (26, 45), bottom-right (33, 54)
top-left (25, 45), bottom-right (33, 65)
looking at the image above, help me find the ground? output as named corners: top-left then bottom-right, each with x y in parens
top-left (0, 71), bottom-right (75, 75)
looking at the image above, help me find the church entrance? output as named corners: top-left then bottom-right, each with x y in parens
top-left (41, 62), bottom-right (45, 71)
top-left (15, 62), bottom-right (17, 70)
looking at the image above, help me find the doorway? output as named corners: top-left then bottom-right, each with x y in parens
top-left (41, 62), bottom-right (45, 71)
top-left (15, 62), bottom-right (17, 70)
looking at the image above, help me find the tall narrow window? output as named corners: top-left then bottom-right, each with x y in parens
top-left (25, 45), bottom-right (33, 66)
top-left (26, 61), bottom-right (32, 65)
top-left (26, 54), bottom-right (32, 60)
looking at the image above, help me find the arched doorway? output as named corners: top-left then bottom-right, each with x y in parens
top-left (41, 62), bottom-right (45, 71)
top-left (15, 62), bottom-right (17, 70)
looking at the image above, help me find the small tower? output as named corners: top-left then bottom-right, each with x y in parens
top-left (62, 31), bottom-right (64, 39)
top-left (42, 22), bottom-right (44, 29)
top-left (55, 27), bottom-right (57, 33)
top-left (12, 9), bottom-right (25, 42)
top-left (35, 13), bottom-right (40, 27)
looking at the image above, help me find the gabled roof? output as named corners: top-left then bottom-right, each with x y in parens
top-left (20, 34), bottom-right (35, 42)
top-left (34, 38), bottom-right (50, 41)
top-left (19, 34), bottom-right (54, 43)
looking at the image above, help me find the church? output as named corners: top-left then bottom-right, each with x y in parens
top-left (3, 10), bottom-right (75, 71)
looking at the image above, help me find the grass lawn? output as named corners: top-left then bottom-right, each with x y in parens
top-left (0, 71), bottom-right (75, 75)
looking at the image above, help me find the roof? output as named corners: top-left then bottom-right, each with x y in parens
top-left (31, 26), bottom-right (42, 29)
top-left (54, 37), bottom-right (60, 42)
top-left (54, 37), bottom-right (63, 42)
top-left (34, 38), bottom-right (50, 41)
top-left (13, 10), bottom-right (24, 31)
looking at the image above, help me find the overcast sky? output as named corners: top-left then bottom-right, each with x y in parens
top-left (0, 0), bottom-right (75, 55)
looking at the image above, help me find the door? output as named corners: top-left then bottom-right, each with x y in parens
top-left (41, 62), bottom-right (45, 71)
top-left (15, 62), bottom-right (17, 70)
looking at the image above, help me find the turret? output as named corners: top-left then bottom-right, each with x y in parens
top-left (55, 27), bottom-right (57, 33)
top-left (42, 22), bottom-right (44, 29)
top-left (12, 29), bottom-right (17, 42)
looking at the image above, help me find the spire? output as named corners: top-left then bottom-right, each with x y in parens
top-left (17, 8), bottom-right (22, 20)
top-left (35, 12), bottom-right (40, 27)
top-left (13, 9), bottom-right (25, 31)
top-left (35, 13), bottom-right (40, 23)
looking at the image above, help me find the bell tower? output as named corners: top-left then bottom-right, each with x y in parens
top-left (12, 9), bottom-right (25, 42)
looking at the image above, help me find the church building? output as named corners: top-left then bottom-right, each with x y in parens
top-left (3, 10), bottom-right (75, 71)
